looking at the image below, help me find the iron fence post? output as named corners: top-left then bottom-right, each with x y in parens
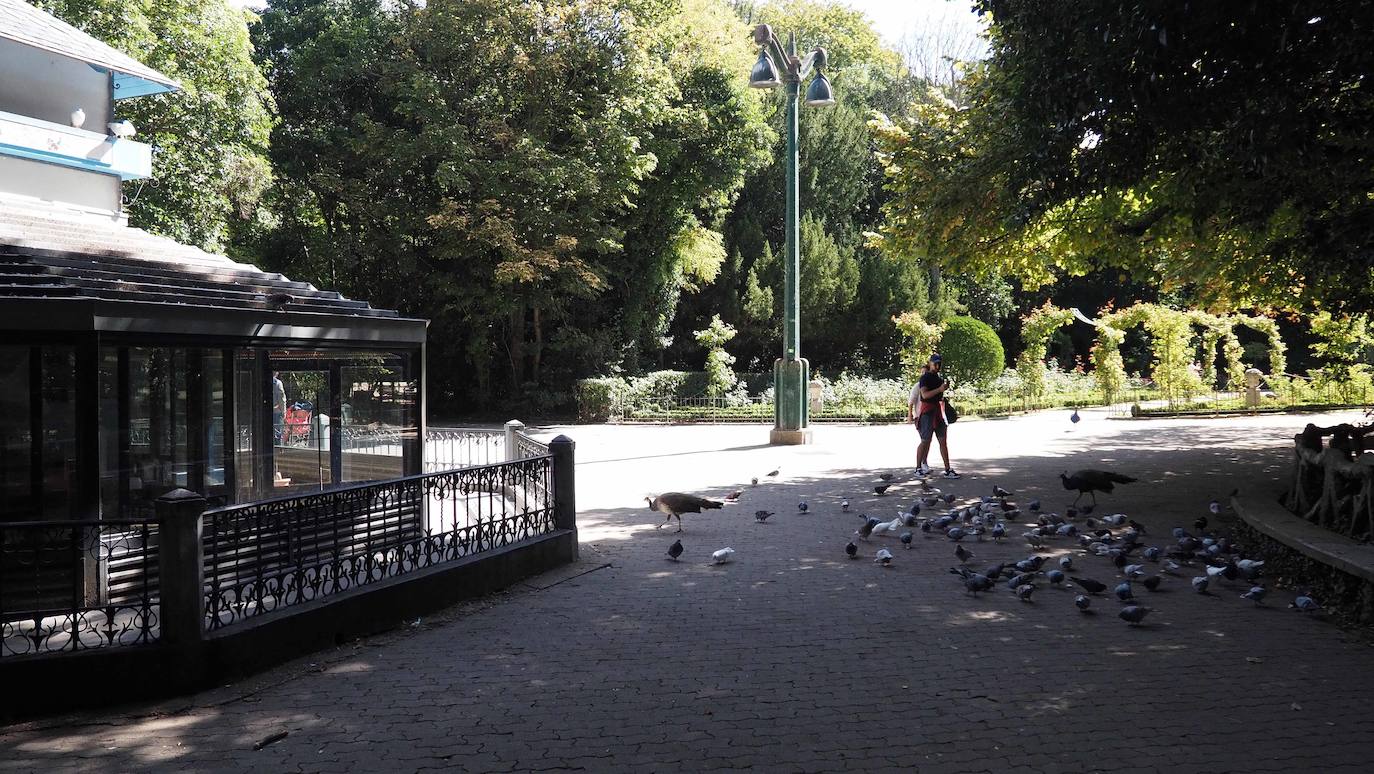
top-left (156, 488), bottom-right (205, 649)
top-left (505, 419), bottom-right (525, 462)
top-left (549, 435), bottom-right (578, 560)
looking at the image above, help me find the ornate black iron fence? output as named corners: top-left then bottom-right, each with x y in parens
top-left (201, 454), bottom-right (555, 630)
top-left (0, 520), bottom-right (160, 657)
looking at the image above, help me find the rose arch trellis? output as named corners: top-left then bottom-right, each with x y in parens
top-left (1017, 302), bottom-right (1287, 401)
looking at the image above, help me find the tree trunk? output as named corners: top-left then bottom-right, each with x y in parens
top-left (508, 306), bottom-right (527, 387)
top-left (531, 306), bottom-right (544, 385)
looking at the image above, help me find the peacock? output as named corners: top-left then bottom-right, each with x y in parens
top-left (647, 492), bottom-right (724, 533)
top-left (1059, 470), bottom-right (1137, 505)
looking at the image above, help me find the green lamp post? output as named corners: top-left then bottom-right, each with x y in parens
top-left (748, 23), bottom-right (835, 445)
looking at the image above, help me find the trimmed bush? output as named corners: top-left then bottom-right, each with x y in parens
top-left (575, 377), bottom-right (626, 422)
top-left (938, 316), bottom-right (1005, 387)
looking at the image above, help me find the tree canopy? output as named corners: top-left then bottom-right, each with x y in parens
top-left (873, 1), bottom-right (1374, 312)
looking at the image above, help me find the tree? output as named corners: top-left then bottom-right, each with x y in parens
top-left (877, 1), bottom-right (1374, 312)
top-left (938, 315), bottom-right (1004, 387)
top-left (36, 0), bottom-right (274, 252)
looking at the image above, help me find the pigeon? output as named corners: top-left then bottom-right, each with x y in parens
top-left (647, 493), bottom-right (724, 533)
top-left (666, 540), bottom-right (683, 561)
top-left (1071, 577), bottom-right (1107, 595)
top-left (1241, 586), bottom-right (1268, 605)
top-left (1143, 546), bottom-right (1162, 562)
top-left (857, 518), bottom-right (881, 540)
top-left (1007, 572), bottom-right (1037, 589)
top-left (1128, 519), bottom-right (1147, 534)
top-left (875, 484), bottom-right (891, 496)
top-left (1191, 576), bottom-right (1210, 594)
top-left (875, 548), bottom-right (894, 566)
top-left (1066, 506), bottom-right (1079, 520)
top-left (1162, 559), bottom-right (1183, 575)
top-left (1209, 500), bottom-right (1221, 515)
top-left (711, 547), bottom-right (735, 565)
top-left (952, 569), bottom-right (994, 595)
top-left (879, 473), bottom-right (895, 482)
top-left (842, 499), bottom-right (850, 512)
top-left (955, 544), bottom-right (974, 564)
top-left (1028, 499), bottom-right (1041, 513)
top-left (1206, 563), bottom-right (1236, 581)
top-left (920, 520), bottom-right (933, 537)
top-left (900, 531), bottom-right (913, 548)
top-left (942, 493), bottom-right (957, 505)
top-left (71, 107), bottom-right (87, 128)
top-left (1024, 532), bottom-right (1044, 549)
top-left (751, 477), bottom-right (759, 486)
top-left (725, 489), bottom-right (742, 501)
top-left (1075, 594), bottom-right (1091, 611)
top-left (1114, 581), bottom-right (1135, 602)
top-left (755, 510), bottom-right (774, 523)
top-left (1070, 408), bottom-right (1081, 424)
top-left (1015, 556), bottom-right (1045, 573)
top-left (766, 468), bottom-right (780, 478)
top-left (947, 527), bottom-right (966, 542)
top-left (1015, 584), bottom-right (1035, 602)
top-left (108, 119), bottom-right (136, 139)
top-left (1046, 569), bottom-right (1066, 586)
top-left (1123, 564), bottom-right (1146, 579)
top-left (1118, 605), bottom-right (1152, 625)
top-left (1059, 557), bottom-right (1073, 571)
top-left (1056, 523), bottom-right (1077, 537)
top-left (845, 541), bottom-right (859, 559)
top-left (903, 514), bottom-right (919, 528)
top-left (993, 485), bottom-right (1012, 498)
top-left (991, 522), bottom-right (1006, 541)
top-left (1237, 559), bottom-right (1265, 577)
top-left (1194, 516), bottom-right (1209, 532)
top-left (908, 502), bottom-right (922, 516)
top-left (798, 501), bottom-right (809, 513)
top-left (1060, 470), bottom-right (1136, 506)
top-left (1290, 596), bottom-right (1321, 612)
top-left (1142, 575), bottom-right (1162, 591)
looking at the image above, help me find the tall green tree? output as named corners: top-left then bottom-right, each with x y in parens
top-left (876, 1), bottom-right (1374, 313)
top-left (35, 0), bottom-right (274, 251)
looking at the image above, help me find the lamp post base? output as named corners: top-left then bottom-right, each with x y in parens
top-left (769, 428), bottom-right (813, 445)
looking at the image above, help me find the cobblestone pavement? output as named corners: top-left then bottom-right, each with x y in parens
top-left (6, 410), bottom-right (1374, 773)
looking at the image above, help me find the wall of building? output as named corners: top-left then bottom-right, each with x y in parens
top-left (0, 38), bottom-right (111, 128)
top-left (0, 155), bottom-right (122, 216)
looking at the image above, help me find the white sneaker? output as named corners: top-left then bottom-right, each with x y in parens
top-left (917, 464), bottom-right (932, 476)
top-left (941, 469), bottom-right (961, 479)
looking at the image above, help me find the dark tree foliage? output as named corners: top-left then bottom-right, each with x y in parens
top-left (970, 0), bottom-right (1374, 310)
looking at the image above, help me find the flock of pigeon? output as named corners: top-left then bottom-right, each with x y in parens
top-left (648, 464), bottom-right (1326, 625)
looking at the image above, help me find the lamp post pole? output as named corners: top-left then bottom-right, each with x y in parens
top-left (748, 25), bottom-right (835, 446)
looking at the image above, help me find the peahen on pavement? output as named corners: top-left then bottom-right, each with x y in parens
top-left (1060, 470), bottom-right (1137, 505)
top-left (647, 492), bottom-right (724, 533)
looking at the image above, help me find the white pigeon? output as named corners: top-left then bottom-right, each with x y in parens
top-left (1206, 564), bottom-right (1228, 578)
top-left (711, 547), bottom-right (735, 565)
top-left (1123, 564), bottom-right (1146, 578)
top-left (1102, 513), bottom-right (1128, 526)
top-left (1237, 559), bottom-right (1265, 573)
top-left (874, 548), bottom-right (894, 565)
top-left (841, 500), bottom-right (850, 511)
top-left (876, 516), bottom-right (904, 535)
top-left (70, 107), bottom-right (86, 128)
top-left (108, 119), bottom-right (136, 139)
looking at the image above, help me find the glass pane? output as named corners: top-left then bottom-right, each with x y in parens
top-left (98, 347), bottom-right (119, 519)
top-left (0, 347), bottom-right (32, 519)
top-left (275, 369), bottom-right (331, 491)
top-left (204, 351), bottom-right (226, 489)
top-left (342, 356), bottom-right (410, 482)
top-left (234, 351), bottom-right (262, 501)
top-left (127, 348), bottom-right (187, 510)
top-left (39, 347), bottom-right (77, 519)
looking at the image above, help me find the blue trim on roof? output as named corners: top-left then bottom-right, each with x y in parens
top-left (111, 72), bottom-right (175, 99)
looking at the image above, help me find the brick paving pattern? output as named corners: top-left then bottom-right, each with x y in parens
top-left (4, 410), bottom-right (1374, 773)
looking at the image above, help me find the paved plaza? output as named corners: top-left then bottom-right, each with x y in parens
top-left (5, 409), bottom-right (1374, 772)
